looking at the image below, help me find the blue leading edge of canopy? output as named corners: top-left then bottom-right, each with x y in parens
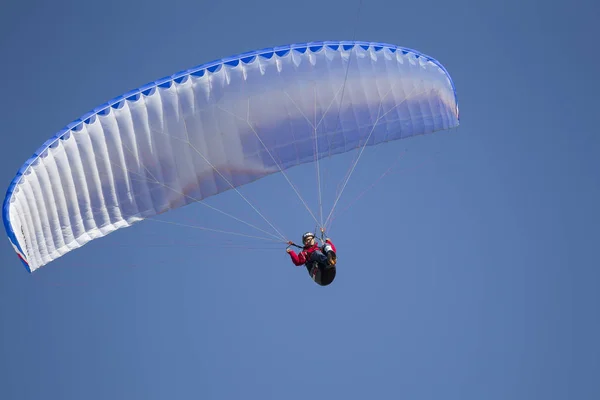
top-left (2, 40), bottom-right (459, 273)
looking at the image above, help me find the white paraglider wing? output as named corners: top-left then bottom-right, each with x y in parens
top-left (3, 41), bottom-right (459, 272)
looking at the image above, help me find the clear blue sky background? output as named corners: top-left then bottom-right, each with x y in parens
top-left (1, 0), bottom-right (599, 399)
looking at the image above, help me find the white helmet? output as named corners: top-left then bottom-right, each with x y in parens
top-left (302, 232), bottom-right (315, 243)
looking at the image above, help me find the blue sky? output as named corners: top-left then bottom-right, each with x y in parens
top-left (1, 0), bottom-right (599, 399)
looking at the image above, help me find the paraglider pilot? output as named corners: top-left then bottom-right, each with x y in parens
top-left (287, 229), bottom-right (337, 286)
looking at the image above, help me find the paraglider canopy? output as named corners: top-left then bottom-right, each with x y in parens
top-left (2, 40), bottom-right (459, 272)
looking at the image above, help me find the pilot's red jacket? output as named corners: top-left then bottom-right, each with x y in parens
top-left (288, 239), bottom-right (336, 266)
